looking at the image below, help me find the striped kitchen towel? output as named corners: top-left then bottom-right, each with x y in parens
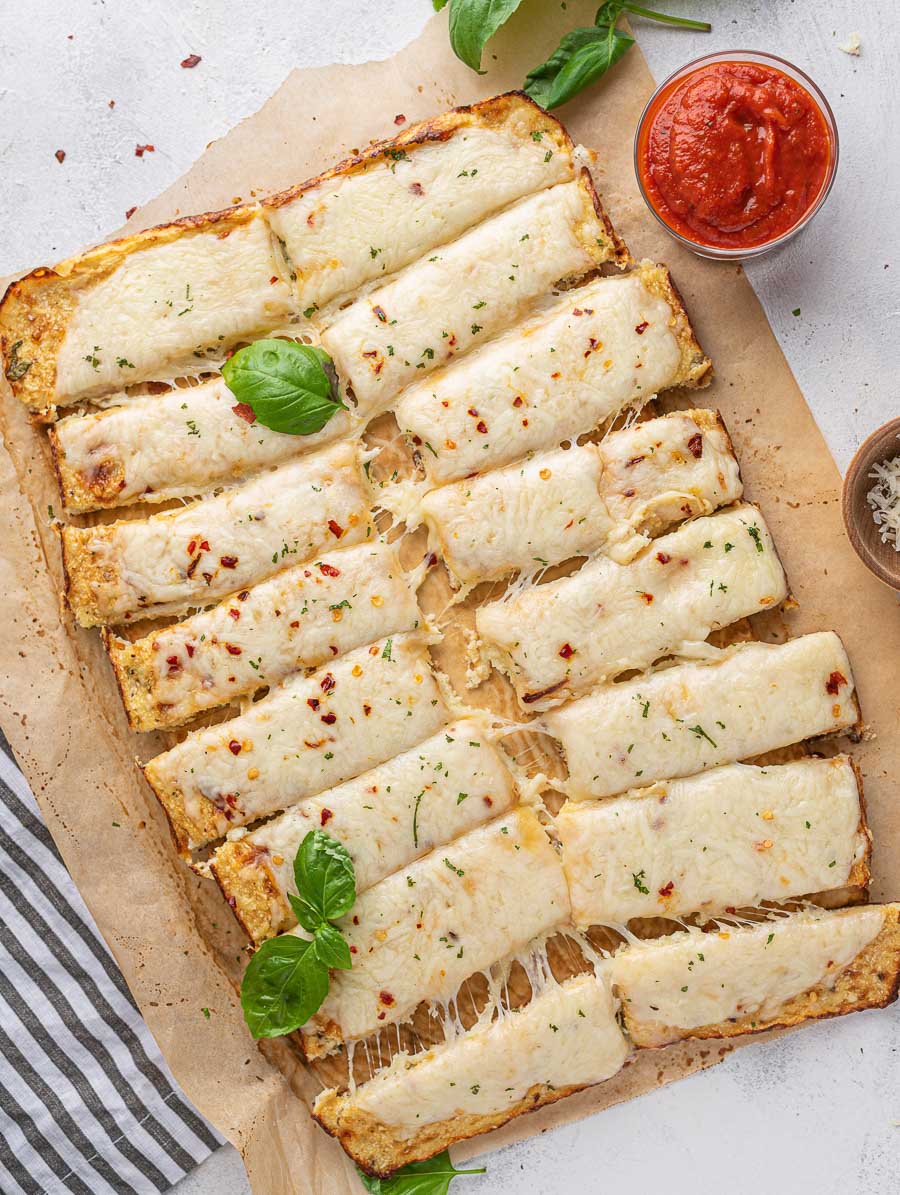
top-left (0, 737), bottom-right (223, 1195)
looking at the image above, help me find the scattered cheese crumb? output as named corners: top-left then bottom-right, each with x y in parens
top-left (866, 450), bottom-right (900, 551)
top-left (838, 32), bottom-right (861, 55)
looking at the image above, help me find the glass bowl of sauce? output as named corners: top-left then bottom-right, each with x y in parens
top-left (635, 51), bottom-right (838, 259)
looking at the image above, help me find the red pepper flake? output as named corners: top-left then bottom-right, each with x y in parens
top-left (656, 552), bottom-right (671, 564)
top-left (394, 113), bottom-right (406, 125)
top-left (232, 402), bottom-right (256, 424)
top-left (513, 395), bottom-right (524, 408)
top-left (54, 149), bottom-right (66, 164)
top-left (238, 590), bottom-right (250, 601)
top-left (372, 304), bottom-right (388, 323)
top-left (228, 740), bottom-right (242, 755)
top-left (321, 673), bottom-right (336, 694)
top-left (289, 620), bottom-right (300, 629)
top-left (124, 206), bottom-right (137, 220)
top-left (180, 53), bottom-right (202, 68)
top-left (269, 275), bottom-right (278, 285)
top-left (321, 712), bottom-right (337, 725)
top-left (202, 571), bottom-right (214, 584)
top-left (639, 591), bottom-right (654, 604)
top-left (658, 881), bottom-right (674, 897)
top-left (363, 704), bottom-right (372, 716)
top-left (409, 181), bottom-right (424, 196)
top-left (320, 808), bottom-right (334, 826)
top-left (187, 539), bottom-right (197, 555)
top-left (185, 643), bottom-right (195, 657)
top-left (572, 308), bottom-right (584, 317)
top-left (558, 643), bottom-right (575, 659)
top-left (426, 552), bottom-right (438, 568)
top-left (228, 608), bottom-right (240, 621)
top-left (378, 991), bottom-right (395, 1007)
top-left (318, 562), bottom-right (341, 578)
top-left (108, 99), bottom-right (115, 108)
top-left (626, 455), bottom-right (645, 468)
top-left (200, 540), bottom-right (210, 551)
top-left (220, 555), bottom-right (238, 568)
top-left (307, 698), bottom-right (320, 711)
top-left (327, 519), bottom-right (344, 539)
top-left (226, 643), bottom-right (242, 656)
top-left (186, 558), bottom-right (199, 579)
top-left (476, 420), bottom-right (488, 434)
top-left (166, 655), bottom-right (182, 674)
top-left (687, 433), bottom-right (703, 459)
top-left (635, 321), bottom-right (649, 335)
top-left (826, 670), bottom-right (848, 695)
top-left (134, 144), bottom-right (155, 157)
top-left (467, 407), bottom-right (479, 418)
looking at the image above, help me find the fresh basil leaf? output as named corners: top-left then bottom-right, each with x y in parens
top-left (221, 339), bottom-right (345, 436)
top-left (525, 22), bottom-right (633, 109)
top-left (432, 0), bottom-right (449, 9)
top-left (240, 935), bottom-right (329, 1039)
top-left (287, 891), bottom-right (321, 934)
top-left (448, 0), bottom-right (525, 72)
top-left (594, 0), bottom-right (626, 23)
top-left (294, 830), bottom-right (356, 926)
top-left (313, 923), bottom-right (353, 970)
top-left (356, 1150), bottom-right (486, 1194)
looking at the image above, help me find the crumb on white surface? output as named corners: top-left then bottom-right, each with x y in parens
top-left (838, 31), bottom-right (862, 55)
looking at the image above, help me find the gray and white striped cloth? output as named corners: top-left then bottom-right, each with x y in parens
top-left (0, 737), bottom-right (223, 1194)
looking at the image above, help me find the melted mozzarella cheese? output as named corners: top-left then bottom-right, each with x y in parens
top-left (558, 757), bottom-right (867, 927)
top-left (109, 540), bottom-right (419, 731)
top-left (613, 906), bottom-right (886, 1046)
top-left (420, 410), bottom-right (742, 586)
top-left (62, 441), bottom-right (371, 627)
top-left (394, 270), bottom-right (687, 486)
top-left (326, 969), bottom-right (627, 1139)
top-left (321, 177), bottom-right (616, 416)
top-left (544, 632), bottom-right (857, 800)
top-left (422, 445), bottom-right (612, 586)
top-left (475, 504), bottom-right (787, 710)
top-left (50, 376), bottom-right (350, 513)
top-left (303, 807), bottom-right (570, 1050)
top-left (55, 214), bottom-right (296, 403)
top-left (235, 716), bottom-right (517, 912)
top-left (267, 115), bottom-right (572, 314)
top-left (597, 409), bottom-right (742, 555)
top-left (143, 633), bottom-right (447, 851)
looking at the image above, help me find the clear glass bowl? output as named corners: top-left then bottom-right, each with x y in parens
top-left (634, 50), bottom-right (840, 261)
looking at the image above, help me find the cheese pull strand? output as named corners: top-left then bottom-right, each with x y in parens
top-left (475, 502), bottom-right (788, 710)
top-left (313, 967), bottom-right (627, 1176)
top-left (300, 806), bottom-right (570, 1058)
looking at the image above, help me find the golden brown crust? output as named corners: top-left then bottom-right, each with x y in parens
top-left (577, 167), bottom-right (630, 271)
top-left (141, 759), bottom-right (220, 858)
top-left (623, 904), bottom-right (900, 1048)
top-left (103, 632), bottom-right (155, 733)
top-left (636, 260), bottom-right (712, 388)
top-left (60, 523), bottom-right (119, 628)
top-left (264, 91), bottom-right (575, 213)
top-left (0, 205), bottom-right (257, 417)
top-left (314, 1078), bottom-right (589, 1178)
top-left (210, 840), bottom-right (290, 945)
top-left (49, 420), bottom-right (130, 513)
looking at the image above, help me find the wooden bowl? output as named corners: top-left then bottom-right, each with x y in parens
top-left (841, 416), bottom-right (900, 590)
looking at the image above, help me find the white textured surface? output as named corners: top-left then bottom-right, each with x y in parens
top-left (1, 2), bottom-right (897, 1193)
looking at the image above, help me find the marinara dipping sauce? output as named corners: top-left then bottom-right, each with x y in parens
top-left (636, 52), bottom-right (838, 257)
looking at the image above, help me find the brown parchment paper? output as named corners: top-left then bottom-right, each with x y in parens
top-left (2, 4), bottom-right (899, 1191)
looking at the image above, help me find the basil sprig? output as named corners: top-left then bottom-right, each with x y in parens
top-left (240, 830), bottom-right (355, 1039)
top-left (221, 339), bottom-right (345, 436)
top-left (357, 1150), bottom-right (486, 1194)
top-left (434, 1), bottom-right (709, 109)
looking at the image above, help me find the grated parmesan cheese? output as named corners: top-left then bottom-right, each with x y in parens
top-left (867, 450), bottom-right (900, 551)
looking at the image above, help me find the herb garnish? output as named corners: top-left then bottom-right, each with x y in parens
top-left (222, 339), bottom-right (345, 437)
top-left (434, 1), bottom-right (709, 109)
top-left (240, 830), bottom-right (355, 1039)
top-left (356, 1149), bottom-right (485, 1193)
top-left (5, 340), bottom-right (33, 382)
